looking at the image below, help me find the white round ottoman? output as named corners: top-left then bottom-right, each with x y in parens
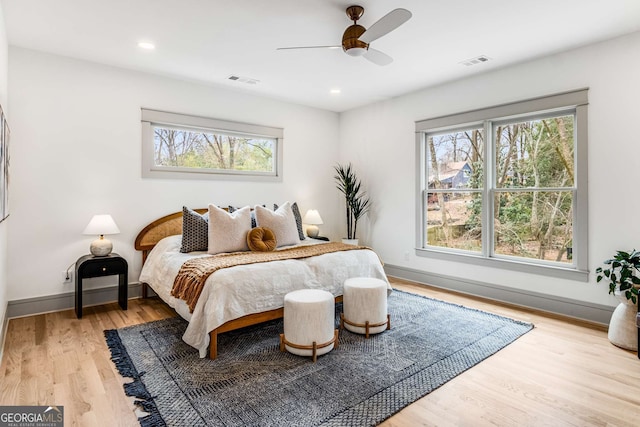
top-left (341, 277), bottom-right (390, 338)
top-left (279, 289), bottom-right (339, 362)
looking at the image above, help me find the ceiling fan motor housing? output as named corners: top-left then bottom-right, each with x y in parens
top-left (342, 24), bottom-right (368, 56)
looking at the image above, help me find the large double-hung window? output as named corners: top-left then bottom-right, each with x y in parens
top-left (416, 89), bottom-right (588, 280)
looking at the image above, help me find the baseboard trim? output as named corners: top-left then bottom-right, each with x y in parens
top-left (5, 269), bottom-right (614, 325)
top-left (7, 283), bottom-right (144, 319)
top-left (384, 264), bottom-right (613, 325)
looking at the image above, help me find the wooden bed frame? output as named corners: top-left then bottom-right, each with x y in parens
top-left (134, 208), bottom-right (342, 360)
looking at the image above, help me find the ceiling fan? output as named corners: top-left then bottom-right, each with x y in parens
top-left (277, 5), bottom-right (412, 66)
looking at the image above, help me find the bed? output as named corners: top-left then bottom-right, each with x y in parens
top-left (135, 208), bottom-right (390, 359)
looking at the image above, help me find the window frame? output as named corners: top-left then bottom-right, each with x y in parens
top-left (415, 89), bottom-right (589, 281)
top-left (141, 109), bottom-right (284, 181)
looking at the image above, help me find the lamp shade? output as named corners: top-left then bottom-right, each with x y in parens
top-left (82, 214), bottom-right (120, 236)
top-left (303, 210), bottom-right (324, 225)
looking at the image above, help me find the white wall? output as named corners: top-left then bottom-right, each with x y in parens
top-left (0, 4), bottom-right (9, 328)
top-left (7, 31), bottom-right (640, 314)
top-left (339, 31), bottom-right (640, 309)
top-left (7, 47), bottom-right (340, 300)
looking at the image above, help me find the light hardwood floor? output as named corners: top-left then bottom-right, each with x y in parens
top-left (1, 278), bottom-right (639, 426)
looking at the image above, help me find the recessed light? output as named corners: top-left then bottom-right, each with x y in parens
top-left (138, 41), bottom-right (155, 50)
top-left (330, 89), bottom-right (341, 94)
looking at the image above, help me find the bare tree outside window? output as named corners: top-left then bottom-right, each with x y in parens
top-left (426, 128), bottom-right (484, 253)
top-left (153, 126), bottom-right (275, 173)
top-left (493, 115), bottom-right (574, 263)
top-left (425, 114), bottom-right (575, 264)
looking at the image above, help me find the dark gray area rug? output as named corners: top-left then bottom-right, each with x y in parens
top-left (104, 290), bottom-right (533, 427)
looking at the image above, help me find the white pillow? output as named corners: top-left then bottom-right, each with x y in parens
top-left (207, 204), bottom-right (251, 254)
top-left (254, 202), bottom-right (301, 247)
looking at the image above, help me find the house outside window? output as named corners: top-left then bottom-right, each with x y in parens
top-left (141, 109), bottom-right (283, 181)
top-left (415, 89), bottom-right (588, 281)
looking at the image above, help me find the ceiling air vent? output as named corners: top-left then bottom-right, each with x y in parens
top-left (460, 55), bottom-right (491, 67)
top-left (226, 75), bottom-right (260, 85)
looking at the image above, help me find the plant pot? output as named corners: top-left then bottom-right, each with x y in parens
top-left (608, 297), bottom-right (638, 351)
top-left (342, 238), bottom-right (359, 245)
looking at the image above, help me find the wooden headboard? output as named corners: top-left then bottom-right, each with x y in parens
top-left (134, 208), bottom-right (208, 264)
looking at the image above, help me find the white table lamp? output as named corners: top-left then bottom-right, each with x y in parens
top-left (83, 214), bottom-right (120, 256)
top-left (303, 209), bottom-right (324, 238)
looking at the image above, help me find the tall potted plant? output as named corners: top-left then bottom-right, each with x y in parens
top-left (596, 249), bottom-right (640, 351)
top-left (334, 163), bottom-right (371, 245)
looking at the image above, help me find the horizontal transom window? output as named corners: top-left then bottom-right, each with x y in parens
top-left (141, 109), bottom-right (283, 181)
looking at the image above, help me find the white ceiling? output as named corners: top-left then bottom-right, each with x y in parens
top-left (3, 0), bottom-right (640, 112)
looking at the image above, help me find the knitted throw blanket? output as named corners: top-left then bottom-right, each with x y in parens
top-left (172, 242), bottom-right (371, 312)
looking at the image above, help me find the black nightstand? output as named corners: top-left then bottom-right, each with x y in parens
top-left (75, 253), bottom-right (128, 318)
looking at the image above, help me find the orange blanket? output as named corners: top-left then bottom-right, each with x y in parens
top-left (172, 242), bottom-right (371, 312)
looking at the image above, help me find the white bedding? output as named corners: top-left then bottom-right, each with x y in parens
top-left (139, 235), bottom-right (390, 357)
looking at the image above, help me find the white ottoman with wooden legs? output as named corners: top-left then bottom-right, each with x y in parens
top-left (341, 277), bottom-right (390, 338)
top-left (279, 289), bottom-right (339, 362)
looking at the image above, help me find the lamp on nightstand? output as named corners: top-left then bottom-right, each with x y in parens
top-left (82, 214), bottom-right (120, 256)
top-left (303, 209), bottom-right (323, 238)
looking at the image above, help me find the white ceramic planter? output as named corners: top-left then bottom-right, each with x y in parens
top-left (342, 238), bottom-right (359, 245)
top-left (608, 296), bottom-right (638, 351)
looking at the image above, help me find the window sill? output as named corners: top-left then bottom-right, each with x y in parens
top-left (415, 248), bottom-right (589, 282)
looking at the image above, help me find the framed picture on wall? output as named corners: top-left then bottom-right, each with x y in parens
top-left (0, 104), bottom-right (8, 223)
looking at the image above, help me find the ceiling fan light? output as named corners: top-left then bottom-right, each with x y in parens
top-left (346, 47), bottom-right (367, 57)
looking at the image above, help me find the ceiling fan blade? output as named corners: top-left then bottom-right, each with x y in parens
top-left (363, 48), bottom-right (393, 66)
top-left (359, 8), bottom-right (412, 44)
top-left (276, 45), bottom-right (341, 50)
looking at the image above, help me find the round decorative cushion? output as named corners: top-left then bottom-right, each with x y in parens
top-left (247, 227), bottom-right (277, 252)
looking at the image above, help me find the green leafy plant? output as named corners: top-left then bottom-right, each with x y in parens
top-left (334, 163), bottom-right (371, 240)
top-left (595, 249), bottom-right (640, 304)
